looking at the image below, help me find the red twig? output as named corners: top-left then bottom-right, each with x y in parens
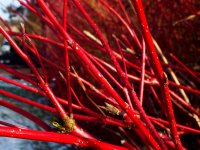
top-left (63, 0), bottom-right (72, 116)
top-left (0, 99), bottom-right (51, 131)
top-left (131, 0), bottom-right (183, 149)
top-left (0, 126), bottom-right (128, 150)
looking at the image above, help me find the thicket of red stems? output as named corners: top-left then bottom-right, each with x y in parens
top-left (0, 0), bottom-right (199, 150)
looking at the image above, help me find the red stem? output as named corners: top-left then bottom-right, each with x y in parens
top-left (0, 121), bottom-right (21, 128)
top-left (131, 0), bottom-right (183, 149)
top-left (0, 89), bottom-right (56, 113)
top-left (63, 0), bottom-right (72, 116)
top-left (0, 99), bottom-right (51, 131)
top-left (0, 126), bottom-right (128, 150)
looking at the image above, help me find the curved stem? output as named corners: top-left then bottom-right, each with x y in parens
top-left (0, 99), bottom-right (51, 131)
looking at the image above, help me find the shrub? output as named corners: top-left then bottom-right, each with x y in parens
top-left (0, 0), bottom-right (199, 149)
